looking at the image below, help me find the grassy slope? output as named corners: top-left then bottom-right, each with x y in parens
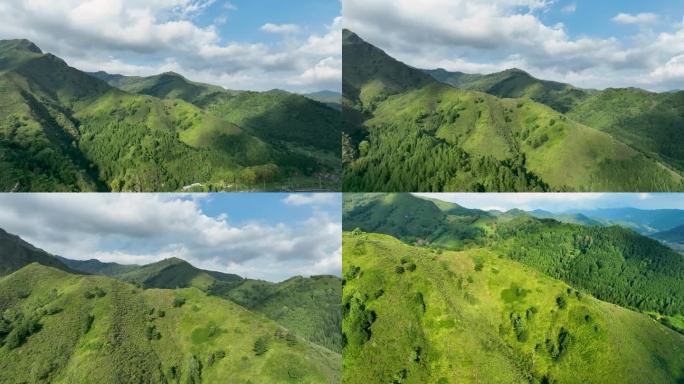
top-left (0, 263), bottom-right (340, 384)
top-left (343, 232), bottom-right (684, 384)
top-left (365, 82), bottom-right (683, 191)
top-left (61, 255), bottom-right (343, 353)
top-left (568, 89), bottom-right (684, 172)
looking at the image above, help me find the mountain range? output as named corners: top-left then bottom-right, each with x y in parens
top-left (0, 39), bottom-right (341, 192)
top-left (342, 30), bottom-right (684, 192)
top-left (0, 227), bottom-right (341, 383)
top-left (342, 193), bottom-right (684, 383)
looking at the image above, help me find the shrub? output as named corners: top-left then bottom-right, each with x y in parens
top-left (286, 332), bottom-right (297, 347)
top-left (173, 297), bottom-right (186, 308)
top-left (395, 266), bottom-right (405, 274)
top-left (5, 317), bottom-right (41, 349)
top-left (556, 296), bottom-right (567, 310)
top-left (254, 335), bottom-right (270, 355)
top-left (407, 263), bottom-right (417, 272)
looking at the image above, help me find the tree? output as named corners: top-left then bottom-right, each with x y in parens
top-left (254, 335), bottom-right (270, 355)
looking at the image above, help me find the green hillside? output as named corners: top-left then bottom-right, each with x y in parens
top-left (0, 263), bottom-right (340, 383)
top-left (343, 232), bottom-right (684, 383)
top-left (343, 193), bottom-right (684, 333)
top-left (424, 68), bottom-right (590, 113)
top-left (215, 275), bottom-right (343, 352)
top-left (341, 31), bottom-right (683, 192)
top-left (567, 88), bottom-right (684, 172)
top-left (0, 228), bottom-right (342, 354)
top-left (0, 39), bottom-right (340, 192)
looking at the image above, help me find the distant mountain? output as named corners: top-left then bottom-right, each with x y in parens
top-left (303, 90), bottom-right (341, 110)
top-left (0, 39), bottom-right (340, 192)
top-left (653, 224), bottom-right (684, 244)
top-left (0, 228), bottom-right (72, 276)
top-left (567, 207), bottom-right (684, 234)
top-left (342, 31), bottom-right (684, 192)
top-left (529, 209), bottom-right (602, 226)
top-left (424, 67), bottom-right (591, 113)
top-left (55, 256), bottom-right (140, 276)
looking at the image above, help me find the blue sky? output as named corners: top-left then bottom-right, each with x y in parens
top-left (416, 193), bottom-right (684, 212)
top-left (0, 0), bottom-right (341, 92)
top-left (344, 0), bottom-right (684, 90)
top-left (0, 193), bottom-right (341, 282)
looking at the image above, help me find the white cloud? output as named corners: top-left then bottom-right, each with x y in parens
top-left (261, 23), bottom-right (301, 34)
top-left (0, 0), bottom-right (340, 92)
top-left (0, 194), bottom-right (341, 282)
top-left (612, 12), bottom-right (659, 25)
top-left (283, 193), bottom-right (339, 206)
top-left (343, 0), bottom-right (684, 90)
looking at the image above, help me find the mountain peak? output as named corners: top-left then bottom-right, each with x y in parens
top-left (503, 67), bottom-right (530, 76)
top-left (0, 38), bottom-right (43, 54)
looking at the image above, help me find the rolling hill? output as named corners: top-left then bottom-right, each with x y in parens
top-left (0, 228), bottom-right (342, 355)
top-left (0, 38), bottom-right (340, 192)
top-left (0, 263), bottom-right (340, 383)
top-left (342, 30), bottom-right (684, 192)
top-left (654, 224), bottom-right (684, 244)
top-left (423, 67), bottom-right (591, 113)
top-left (343, 231), bottom-right (684, 384)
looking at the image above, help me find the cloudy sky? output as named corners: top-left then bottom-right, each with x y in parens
top-left (0, 193), bottom-right (341, 282)
top-left (0, 0), bottom-right (341, 92)
top-left (416, 193), bottom-right (684, 212)
top-left (344, 0), bottom-right (684, 91)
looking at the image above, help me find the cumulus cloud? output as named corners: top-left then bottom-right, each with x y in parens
top-left (283, 193), bottom-right (339, 206)
top-left (343, 0), bottom-right (684, 90)
top-left (0, 194), bottom-right (342, 282)
top-left (612, 12), bottom-right (659, 25)
top-left (0, 0), bottom-right (340, 92)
